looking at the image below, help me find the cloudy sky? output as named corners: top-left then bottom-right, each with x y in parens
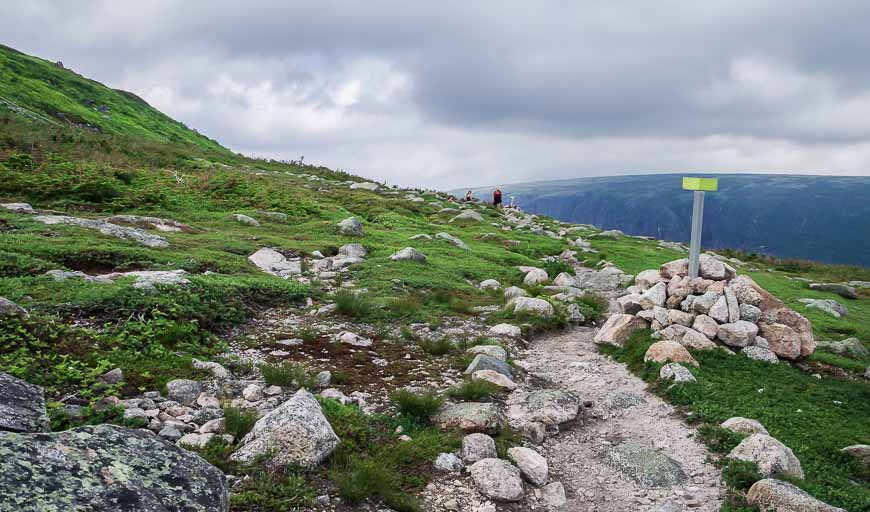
top-left (4, 1), bottom-right (870, 188)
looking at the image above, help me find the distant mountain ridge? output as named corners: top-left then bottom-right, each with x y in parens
top-left (456, 174), bottom-right (870, 266)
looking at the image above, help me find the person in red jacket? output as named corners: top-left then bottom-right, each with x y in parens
top-left (493, 188), bottom-right (503, 208)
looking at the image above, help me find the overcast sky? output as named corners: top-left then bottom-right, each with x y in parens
top-left (4, 1), bottom-right (870, 188)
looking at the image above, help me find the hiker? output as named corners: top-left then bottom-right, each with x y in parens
top-left (465, 190), bottom-right (474, 202)
top-left (493, 187), bottom-right (503, 208)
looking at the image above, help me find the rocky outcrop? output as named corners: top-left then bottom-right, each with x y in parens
top-left (0, 424), bottom-right (228, 511)
top-left (0, 372), bottom-right (49, 433)
top-left (435, 232), bottom-right (471, 250)
top-left (248, 248), bottom-right (302, 278)
top-left (450, 210), bottom-right (484, 223)
top-left (0, 297), bottom-right (27, 317)
top-left (464, 354), bottom-right (513, 379)
top-left (390, 247), bottom-right (427, 262)
top-left (659, 363), bottom-right (696, 385)
top-left (808, 283), bottom-right (857, 300)
top-left (336, 216), bottom-right (364, 236)
top-left (230, 389), bottom-right (339, 469)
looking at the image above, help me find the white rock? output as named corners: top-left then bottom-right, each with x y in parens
top-left (468, 458), bottom-right (524, 502)
top-left (717, 321), bottom-right (759, 348)
top-left (488, 323), bottom-right (522, 338)
top-left (708, 295), bottom-right (730, 323)
top-left (231, 213), bottom-right (260, 227)
top-left (523, 268), bottom-right (549, 285)
top-left (468, 345), bottom-right (508, 361)
top-left (728, 434), bottom-right (804, 480)
top-left (390, 247), bottom-right (427, 262)
top-left (593, 314), bottom-right (649, 346)
top-left (479, 279), bottom-right (501, 290)
top-left (248, 248), bottom-right (301, 278)
top-left (507, 297), bottom-right (554, 317)
top-left (504, 286), bottom-right (529, 300)
top-left (660, 363), bottom-right (696, 385)
top-left (721, 417), bottom-right (769, 436)
top-left (472, 370), bottom-right (517, 391)
top-left (336, 331), bottom-right (373, 347)
top-left (507, 446), bottom-right (549, 486)
top-left (434, 453), bottom-right (464, 472)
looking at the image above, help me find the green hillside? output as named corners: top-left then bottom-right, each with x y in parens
top-left (0, 44), bottom-right (225, 152)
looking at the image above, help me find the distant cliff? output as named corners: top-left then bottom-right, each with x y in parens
top-left (458, 174), bottom-right (870, 266)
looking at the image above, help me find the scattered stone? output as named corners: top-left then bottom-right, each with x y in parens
top-left (315, 371), bottom-right (331, 388)
top-left (593, 314), bottom-right (649, 346)
top-left (815, 338), bottom-right (868, 359)
top-left (479, 279), bottom-right (501, 290)
top-left (464, 354), bottom-right (513, 379)
top-left (0, 371), bottom-right (50, 433)
top-left (336, 331), bottom-right (373, 347)
top-left (105, 215), bottom-right (192, 232)
top-left (434, 452), bottom-right (464, 472)
top-left (435, 232), bottom-right (471, 250)
top-left (390, 247), bottom-right (427, 262)
top-left (450, 210), bottom-right (485, 223)
top-left (645, 340), bottom-right (698, 367)
top-left (841, 445), bottom-right (870, 468)
top-left (338, 243), bottom-right (368, 259)
top-left (408, 233), bottom-right (432, 241)
top-left (747, 479), bottom-right (845, 512)
top-left (98, 368), bottom-right (124, 385)
top-left (721, 417), bottom-right (769, 436)
top-left (165, 379), bottom-right (203, 406)
top-left (231, 213), bottom-right (260, 226)
top-left (0, 424), bottom-right (228, 511)
top-left (472, 370), bottom-right (517, 391)
top-left (659, 363), bottom-right (696, 385)
top-left (192, 359), bottom-right (232, 380)
top-left (798, 298), bottom-right (848, 318)
top-left (742, 346), bottom-right (780, 364)
top-left (0, 202), bottom-right (35, 214)
top-left (507, 297), bottom-right (554, 317)
top-left (541, 481), bottom-right (567, 509)
top-left (242, 384), bottom-right (264, 402)
top-left (468, 458), bottom-right (524, 502)
top-left (524, 268), bottom-right (549, 285)
top-left (507, 446), bottom-right (549, 486)
top-left (248, 248), bottom-right (302, 278)
top-left (432, 402), bottom-right (504, 434)
top-left (607, 441), bottom-right (687, 488)
top-left (808, 283), bottom-right (857, 300)
top-left (230, 389), bottom-right (340, 469)
top-left (728, 434), bottom-right (804, 479)
top-left (336, 216), bottom-right (364, 236)
top-left (463, 433), bottom-right (497, 462)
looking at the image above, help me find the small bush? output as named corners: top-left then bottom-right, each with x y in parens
top-left (334, 290), bottom-right (376, 319)
top-left (722, 459), bottom-right (763, 492)
top-left (574, 293), bottom-right (608, 322)
top-left (297, 326), bottom-right (319, 344)
top-left (419, 338), bottom-right (453, 356)
top-left (697, 424), bottom-right (745, 455)
top-left (259, 362), bottom-right (314, 388)
top-left (400, 326), bottom-right (418, 341)
top-left (447, 379), bottom-right (501, 400)
top-left (544, 260), bottom-right (574, 277)
top-left (332, 457), bottom-right (420, 512)
top-left (390, 390), bottom-right (443, 424)
top-left (224, 406), bottom-right (258, 440)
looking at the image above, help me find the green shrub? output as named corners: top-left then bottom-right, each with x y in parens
top-left (334, 290), bottom-right (376, 319)
top-left (697, 424), bottom-right (746, 454)
top-left (419, 338), bottom-right (453, 356)
top-left (259, 362), bottom-right (314, 388)
top-left (447, 379), bottom-right (501, 400)
top-left (722, 459), bottom-right (763, 492)
top-left (224, 406), bottom-right (258, 440)
top-left (390, 390), bottom-right (443, 424)
top-left (544, 260), bottom-right (574, 277)
top-left (574, 293), bottom-right (609, 322)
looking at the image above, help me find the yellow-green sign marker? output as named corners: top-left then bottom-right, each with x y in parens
top-left (684, 177), bottom-right (718, 278)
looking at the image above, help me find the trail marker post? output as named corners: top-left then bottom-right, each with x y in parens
top-left (682, 177), bottom-right (718, 278)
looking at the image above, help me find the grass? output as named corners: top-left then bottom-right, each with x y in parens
top-left (259, 362), bottom-right (314, 389)
top-left (601, 330), bottom-right (870, 511)
top-left (447, 379), bottom-right (501, 400)
top-left (390, 390), bottom-right (444, 424)
top-left (224, 406), bottom-right (258, 440)
top-left (418, 338), bottom-right (454, 356)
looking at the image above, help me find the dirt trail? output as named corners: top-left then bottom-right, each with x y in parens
top-left (512, 326), bottom-right (724, 511)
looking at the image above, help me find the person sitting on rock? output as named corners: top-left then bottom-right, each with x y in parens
top-left (465, 190), bottom-right (475, 202)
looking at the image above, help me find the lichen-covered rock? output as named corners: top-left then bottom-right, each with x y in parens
top-left (659, 363), bottom-right (696, 385)
top-left (721, 417), bottom-right (769, 436)
top-left (230, 389), bottom-right (339, 469)
top-left (728, 434), bottom-right (804, 480)
top-left (593, 314), bottom-right (649, 346)
top-left (462, 433), bottom-right (497, 462)
top-left (717, 321), bottom-right (759, 348)
top-left (468, 458), bottom-right (524, 502)
top-left (191, 359), bottom-right (232, 380)
top-left (739, 303), bottom-right (763, 323)
top-left (799, 298), bottom-right (848, 318)
top-left (742, 346), bottom-right (779, 364)
top-left (507, 446), bottom-right (549, 486)
top-left (759, 323), bottom-right (801, 360)
top-left (644, 340), bottom-right (698, 367)
top-left (524, 390), bottom-right (581, 426)
top-left (0, 372), bottom-right (49, 433)
top-left (432, 402), bottom-right (505, 434)
top-left (1, 202), bottom-right (36, 214)
top-left (336, 216), bottom-right (364, 236)
top-left (0, 297), bottom-right (27, 317)
top-left (607, 441), bottom-right (687, 488)
top-left (166, 379), bottom-right (203, 406)
top-left (464, 354), bottom-right (513, 379)
top-left (33, 215), bottom-right (170, 248)
top-left (542, 481), bottom-right (567, 509)
top-left (435, 232), bottom-right (471, 250)
top-left (0, 424), bottom-right (228, 511)
top-left (468, 344), bottom-right (508, 361)
top-left (434, 452), bottom-right (464, 472)
top-left (747, 479), bottom-right (845, 512)
top-left (815, 338), bottom-right (868, 359)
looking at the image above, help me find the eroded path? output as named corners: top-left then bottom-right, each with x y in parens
top-left (512, 326), bottom-right (724, 511)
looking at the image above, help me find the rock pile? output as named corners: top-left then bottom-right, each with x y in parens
top-left (598, 255), bottom-right (816, 364)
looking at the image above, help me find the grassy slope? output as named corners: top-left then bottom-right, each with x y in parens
top-left (0, 44), bottom-right (225, 152)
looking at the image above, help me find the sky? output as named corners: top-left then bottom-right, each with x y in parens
top-left (3, 0), bottom-right (870, 189)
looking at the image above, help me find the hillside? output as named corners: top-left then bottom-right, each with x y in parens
top-left (458, 174), bottom-right (870, 266)
top-left (0, 44), bottom-right (225, 152)
top-left (1, 46), bottom-right (868, 512)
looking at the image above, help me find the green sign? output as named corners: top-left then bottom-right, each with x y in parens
top-left (682, 177), bottom-right (719, 192)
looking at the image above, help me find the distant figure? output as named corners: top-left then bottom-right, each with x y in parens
top-left (509, 195), bottom-right (515, 208)
top-left (465, 190), bottom-right (474, 202)
top-left (493, 188), bottom-right (503, 208)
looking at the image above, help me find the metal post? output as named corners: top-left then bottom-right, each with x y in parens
top-left (688, 190), bottom-right (705, 278)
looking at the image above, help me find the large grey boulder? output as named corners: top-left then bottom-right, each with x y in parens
top-left (523, 268), bottom-right (549, 285)
top-left (507, 297), bottom-right (554, 317)
top-left (815, 338), bottom-right (869, 359)
top-left (504, 286), bottom-right (528, 300)
top-left (507, 446), bottom-right (549, 486)
top-left (1, 202), bottom-right (36, 214)
top-left (0, 297), bottom-right (27, 317)
top-left (468, 458), bottom-right (524, 502)
top-left (747, 479), bottom-right (845, 512)
top-left (450, 210), bottom-right (484, 223)
top-left (390, 247), bottom-right (427, 262)
top-left (435, 232), bottom-right (471, 250)
top-left (336, 216), bottom-right (364, 236)
top-left (462, 433), bottom-right (497, 462)
top-left (230, 389), bottom-right (339, 469)
top-left (0, 424), bottom-right (228, 511)
top-left (808, 283), bottom-right (857, 300)
top-left (728, 434), bottom-right (804, 479)
top-left (33, 215), bottom-right (169, 248)
top-left (166, 379), bottom-right (204, 406)
top-left (432, 402), bottom-right (505, 434)
top-left (230, 213), bottom-right (260, 227)
top-left (607, 441), bottom-right (687, 488)
top-left (698, 254), bottom-right (728, 280)
top-left (350, 181), bottom-right (381, 191)
top-left (464, 354), bottom-right (513, 379)
top-left (523, 390), bottom-right (581, 426)
top-left (0, 372), bottom-right (49, 433)
top-left (338, 243), bottom-right (368, 259)
top-left (468, 345), bottom-right (508, 362)
top-left (248, 248), bottom-right (302, 278)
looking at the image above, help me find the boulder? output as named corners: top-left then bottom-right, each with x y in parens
top-left (739, 303), bottom-right (762, 323)
top-left (717, 321), bottom-right (759, 348)
top-left (635, 269), bottom-right (665, 289)
top-left (708, 295), bottom-right (730, 323)
top-left (504, 286), bottom-right (528, 300)
top-left (248, 248), bottom-right (301, 278)
top-left (542, 482), bottom-right (567, 509)
top-left (523, 268), bottom-right (549, 285)
top-left (462, 433), bottom-right (497, 462)
top-left (730, 275), bottom-right (766, 307)
top-left (660, 259), bottom-right (688, 279)
top-left (472, 370), bottom-right (517, 391)
top-left (742, 346), bottom-right (779, 364)
top-left (432, 402), bottom-right (505, 434)
top-left (524, 390), bottom-right (580, 426)
top-left (762, 308), bottom-right (813, 357)
top-left (0, 424), bottom-right (228, 511)
top-left (508, 297), bottom-right (554, 317)
top-left (231, 213), bottom-right (260, 226)
top-left (33, 215), bottom-right (170, 248)
top-left (593, 314), bottom-right (649, 346)
top-left (667, 309), bottom-right (694, 327)
top-left (464, 354), bottom-right (513, 379)
top-left (617, 294), bottom-right (643, 315)
top-left (105, 214), bottom-right (192, 232)
top-left (841, 444), bottom-right (870, 468)
top-left (230, 389), bottom-right (339, 469)
top-left (338, 243), bottom-right (368, 259)
top-left (655, 324), bottom-right (717, 351)
top-left (507, 446), bottom-right (549, 486)
top-left (166, 379), bottom-right (203, 406)
top-left (1, 202), bottom-right (36, 214)
top-left (639, 282), bottom-right (667, 310)
top-left (728, 434), bottom-right (804, 479)
top-left (758, 323), bottom-right (801, 360)
top-left (799, 298), bottom-right (848, 318)
top-left (468, 345), bottom-right (508, 361)
top-left (644, 341), bottom-right (699, 367)
top-left (607, 441), bottom-right (687, 488)
top-left (692, 314), bottom-right (719, 339)
top-left (390, 247), bottom-right (427, 262)
top-left (336, 331), bottom-right (373, 347)
top-left (192, 359), bottom-right (232, 380)
top-left (808, 283), bottom-right (857, 300)
top-left (721, 417), bottom-right (769, 436)
top-left (468, 458), bottom-right (524, 502)
top-left (488, 323), bottom-right (522, 338)
top-left (724, 286), bottom-right (740, 323)
top-left (336, 216), bottom-right (364, 236)
top-left (698, 254), bottom-right (727, 280)
top-left (349, 181), bottom-right (381, 191)
top-left (659, 363), bottom-right (696, 385)
top-left (479, 279), bottom-right (501, 290)
top-left (552, 272), bottom-right (576, 287)
top-left (0, 372), bottom-right (49, 433)
top-left (434, 453), bottom-right (464, 472)
top-left (691, 291), bottom-right (720, 315)
top-left (0, 297), bottom-right (27, 317)
top-left (435, 232), bottom-right (471, 250)
top-left (450, 210), bottom-right (485, 223)
top-left (815, 338), bottom-right (869, 359)
top-left (747, 479), bottom-right (845, 512)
